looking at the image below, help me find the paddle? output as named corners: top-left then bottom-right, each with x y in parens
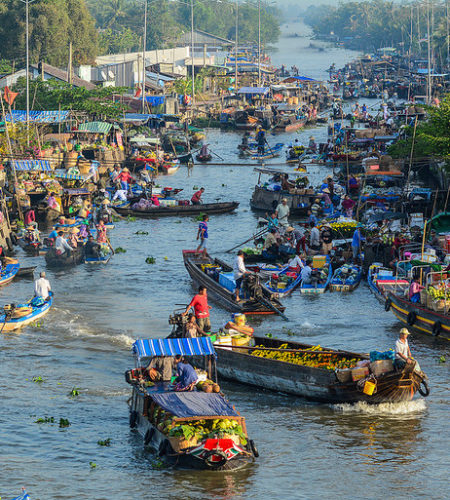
top-left (105, 235), bottom-right (114, 255)
top-left (264, 138), bottom-right (275, 157)
top-left (209, 148), bottom-right (224, 161)
top-left (225, 226), bottom-right (269, 253)
top-left (256, 295), bottom-right (289, 321)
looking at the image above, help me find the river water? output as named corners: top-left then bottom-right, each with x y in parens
top-left (1, 21), bottom-right (449, 500)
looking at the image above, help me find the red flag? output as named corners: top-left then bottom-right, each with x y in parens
top-left (4, 86), bottom-right (18, 106)
top-left (134, 85), bottom-right (142, 98)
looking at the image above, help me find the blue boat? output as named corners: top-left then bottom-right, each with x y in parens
top-left (0, 262), bottom-right (20, 287)
top-left (85, 249), bottom-right (113, 264)
top-left (330, 264), bottom-right (362, 292)
top-left (300, 257), bottom-right (332, 295)
top-left (265, 265), bottom-right (302, 298)
top-left (0, 295), bottom-right (53, 332)
top-left (368, 263), bottom-right (410, 304)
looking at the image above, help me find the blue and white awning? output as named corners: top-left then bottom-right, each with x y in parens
top-left (12, 159), bottom-right (52, 171)
top-left (133, 337), bottom-right (216, 360)
top-left (54, 171), bottom-right (85, 181)
top-left (5, 110), bottom-right (70, 123)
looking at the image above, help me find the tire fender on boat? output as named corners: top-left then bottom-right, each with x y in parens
top-left (432, 321), bottom-right (441, 337)
top-left (418, 379), bottom-right (430, 397)
top-left (203, 449), bottom-right (228, 468)
top-left (129, 410), bottom-right (138, 429)
top-left (384, 299), bottom-right (391, 312)
top-left (407, 311), bottom-right (416, 326)
top-left (144, 427), bottom-right (155, 445)
top-left (249, 439), bottom-right (259, 457)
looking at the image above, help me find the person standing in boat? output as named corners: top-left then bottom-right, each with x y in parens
top-left (183, 286), bottom-right (212, 332)
top-left (196, 214), bottom-right (209, 256)
top-left (233, 250), bottom-right (250, 303)
top-left (256, 128), bottom-right (266, 155)
top-left (191, 187), bottom-right (205, 205)
top-left (34, 271), bottom-right (51, 300)
top-left (275, 198), bottom-right (290, 228)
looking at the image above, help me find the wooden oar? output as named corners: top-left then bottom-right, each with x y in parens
top-left (105, 235), bottom-right (114, 255)
top-left (256, 296), bottom-right (289, 321)
top-left (209, 148), bottom-right (224, 161)
top-left (225, 227), bottom-right (269, 253)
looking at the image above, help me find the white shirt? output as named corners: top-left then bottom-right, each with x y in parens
top-left (300, 265), bottom-right (312, 283)
top-left (395, 338), bottom-right (409, 360)
top-left (55, 236), bottom-right (73, 252)
top-left (233, 255), bottom-right (247, 280)
top-left (34, 277), bottom-right (51, 298)
top-left (288, 255), bottom-right (304, 268)
top-left (310, 226), bottom-right (320, 247)
top-left (276, 203), bottom-right (290, 226)
top-left (113, 190), bottom-right (127, 201)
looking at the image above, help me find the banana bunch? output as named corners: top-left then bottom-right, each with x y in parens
top-left (167, 417), bottom-right (246, 444)
top-left (427, 285), bottom-right (450, 300)
top-left (251, 343), bottom-right (358, 371)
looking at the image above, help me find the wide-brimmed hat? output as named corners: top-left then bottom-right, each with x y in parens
top-left (70, 227), bottom-right (80, 234)
top-left (286, 226), bottom-right (294, 233)
top-left (101, 199), bottom-right (110, 205)
top-left (400, 328), bottom-right (411, 336)
top-left (282, 198), bottom-right (288, 202)
top-left (122, 167), bottom-right (129, 172)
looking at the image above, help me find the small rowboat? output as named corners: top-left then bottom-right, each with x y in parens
top-left (368, 263), bottom-right (409, 304)
top-left (330, 264), bottom-right (362, 292)
top-left (300, 257), bottom-right (332, 295)
top-left (85, 250), bottom-right (113, 264)
top-left (196, 153), bottom-right (212, 163)
top-left (45, 247), bottom-right (84, 267)
top-left (265, 266), bottom-right (302, 298)
top-left (0, 295), bottom-right (53, 332)
top-left (0, 263), bottom-right (20, 287)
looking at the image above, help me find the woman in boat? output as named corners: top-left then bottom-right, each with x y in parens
top-left (173, 355), bottom-right (198, 391)
top-left (96, 220), bottom-right (108, 245)
top-left (408, 279), bottom-right (423, 303)
top-left (184, 313), bottom-right (205, 338)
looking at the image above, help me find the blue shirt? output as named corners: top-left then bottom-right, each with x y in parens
top-left (177, 362), bottom-right (198, 387)
top-left (49, 230), bottom-right (58, 239)
top-left (352, 229), bottom-right (363, 247)
top-left (198, 221), bottom-right (208, 239)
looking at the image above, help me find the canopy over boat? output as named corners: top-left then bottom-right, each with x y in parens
top-left (133, 337), bottom-right (216, 361)
top-left (150, 392), bottom-right (239, 418)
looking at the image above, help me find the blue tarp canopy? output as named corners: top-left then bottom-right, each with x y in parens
top-left (289, 76), bottom-right (317, 82)
top-left (150, 392), bottom-right (239, 418)
top-left (5, 110), bottom-right (70, 123)
top-left (54, 171), bottom-right (85, 181)
top-left (237, 86), bottom-right (270, 95)
top-left (144, 95), bottom-right (165, 106)
top-left (133, 337), bottom-right (216, 360)
top-left (11, 159), bottom-right (52, 171)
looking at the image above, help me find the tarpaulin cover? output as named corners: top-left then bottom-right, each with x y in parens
top-left (77, 121), bottom-right (112, 134)
top-left (133, 337), bottom-right (216, 359)
top-left (150, 391), bottom-right (239, 418)
top-left (12, 159), bottom-right (52, 171)
top-left (237, 87), bottom-right (269, 95)
top-left (145, 95), bottom-right (165, 106)
top-left (5, 110), bottom-right (70, 123)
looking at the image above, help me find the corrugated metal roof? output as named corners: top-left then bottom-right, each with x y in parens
top-left (5, 110), bottom-right (70, 123)
top-left (77, 121), bottom-right (113, 134)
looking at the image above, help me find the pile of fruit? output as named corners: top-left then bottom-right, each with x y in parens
top-left (150, 406), bottom-right (247, 444)
top-left (321, 221), bottom-right (360, 237)
top-left (427, 284), bottom-right (450, 301)
top-left (251, 343), bottom-right (359, 371)
top-left (196, 379), bottom-right (220, 393)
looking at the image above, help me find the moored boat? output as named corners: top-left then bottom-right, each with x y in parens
top-left (368, 263), bottom-right (409, 304)
top-left (0, 262), bottom-right (20, 287)
top-left (300, 256), bottom-right (332, 295)
top-left (182, 250), bottom-right (286, 316)
top-left (45, 247), bottom-right (84, 267)
top-left (114, 202), bottom-right (239, 218)
top-left (196, 153), bottom-right (212, 163)
top-left (213, 336), bottom-right (430, 404)
top-left (265, 265), bottom-right (302, 298)
top-left (126, 337), bottom-right (257, 470)
top-left (330, 264), bottom-right (362, 292)
top-left (0, 294), bottom-right (53, 332)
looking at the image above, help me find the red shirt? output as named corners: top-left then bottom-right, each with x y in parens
top-left (191, 190), bottom-right (203, 203)
top-left (188, 294), bottom-right (209, 318)
top-left (118, 171), bottom-right (132, 183)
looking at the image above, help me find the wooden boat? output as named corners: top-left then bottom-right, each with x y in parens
top-left (386, 292), bottom-right (450, 341)
top-left (16, 266), bottom-right (36, 277)
top-left (196, 153), bottom-right (212, 163)
top-left (114, 202), bottom-right (239, 218)
top-left (182, 250), bottom-right (286, 316)
top-left (159, 162), bottom-right (180, 176)
top-left (330, 264), bottom-right (362, 292)
top-left (85, 250), bottom-right (113, 264)
top-left (246, 143), bottom-right (284, 156)
top-left (0, 262), bottom-right (20, 286)
top-left (300, 258), bottom-right (332, 295)
top-left (213, 335), bottom-right (430, 404)
top-left (45, 246), bottom-right (84, 267)
top-left (265, 265), bottom-right (302, 298)
top-left (127, 337), bottom-right (257, 470)
top-left (0, 295), bottom-right (53, 332)
top-left (368, 263), bottom-right (410, 304)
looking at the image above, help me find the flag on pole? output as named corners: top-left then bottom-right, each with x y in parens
top-left (4, 86), bottom-right (18, 106)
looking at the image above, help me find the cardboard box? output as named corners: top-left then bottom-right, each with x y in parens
top-left (369, 359), bottom-right (393, 377)
top-left (351, 366), bottom-right (370, 381)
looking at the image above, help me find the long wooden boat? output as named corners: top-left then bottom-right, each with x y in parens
top-left (330, 264), bottom-right (362, 292)
top-left (368, 263), bottom-right (409, 304)
top-left (0, 263), bottom-right (20, 286)
top-left (45, 247), bottom-right (84, 267)
top-left (214, 336), bottom-right (430, 404)
top-left (127, 337), bottom-right (257, 470)
top-left (182, 250), bottom-right (285, 315)
top-left (0, 296), bottom-right (53, 332)
top-left (387, 292), bottom-right (450, 341)
top-left (114, 202), bottom-right (239, 218)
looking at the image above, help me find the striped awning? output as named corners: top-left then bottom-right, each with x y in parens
top-left (5, 110), bottom-right (70, 123)
top-left (77, 121), bottom-right (113, 134)
top-left (12, 159), bottom-right (52, 171)
top-left (54, 171), bottom-right (85, 181)
top-left (133, 337), bottom-right (216, 360)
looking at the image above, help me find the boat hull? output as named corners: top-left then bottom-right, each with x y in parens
top-left (115, 202), bottom-right (239, 218)
top-left (0, 298), bottom-right (52, 332)
top-left (45, 247), bottom-right (84, 267)
top-left (0, 263), bottom-right (20, 286)
top-left (388, 293), bottom-right (450, 341)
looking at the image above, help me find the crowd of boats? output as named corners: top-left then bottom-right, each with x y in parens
top-left (1, 47), bottom-right (448, 475)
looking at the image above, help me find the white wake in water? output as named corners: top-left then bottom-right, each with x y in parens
top-left (333, 399), bottom-right (427, 415)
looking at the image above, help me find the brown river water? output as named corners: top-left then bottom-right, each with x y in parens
top-left (0, 20), bottom-right (448, 500)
